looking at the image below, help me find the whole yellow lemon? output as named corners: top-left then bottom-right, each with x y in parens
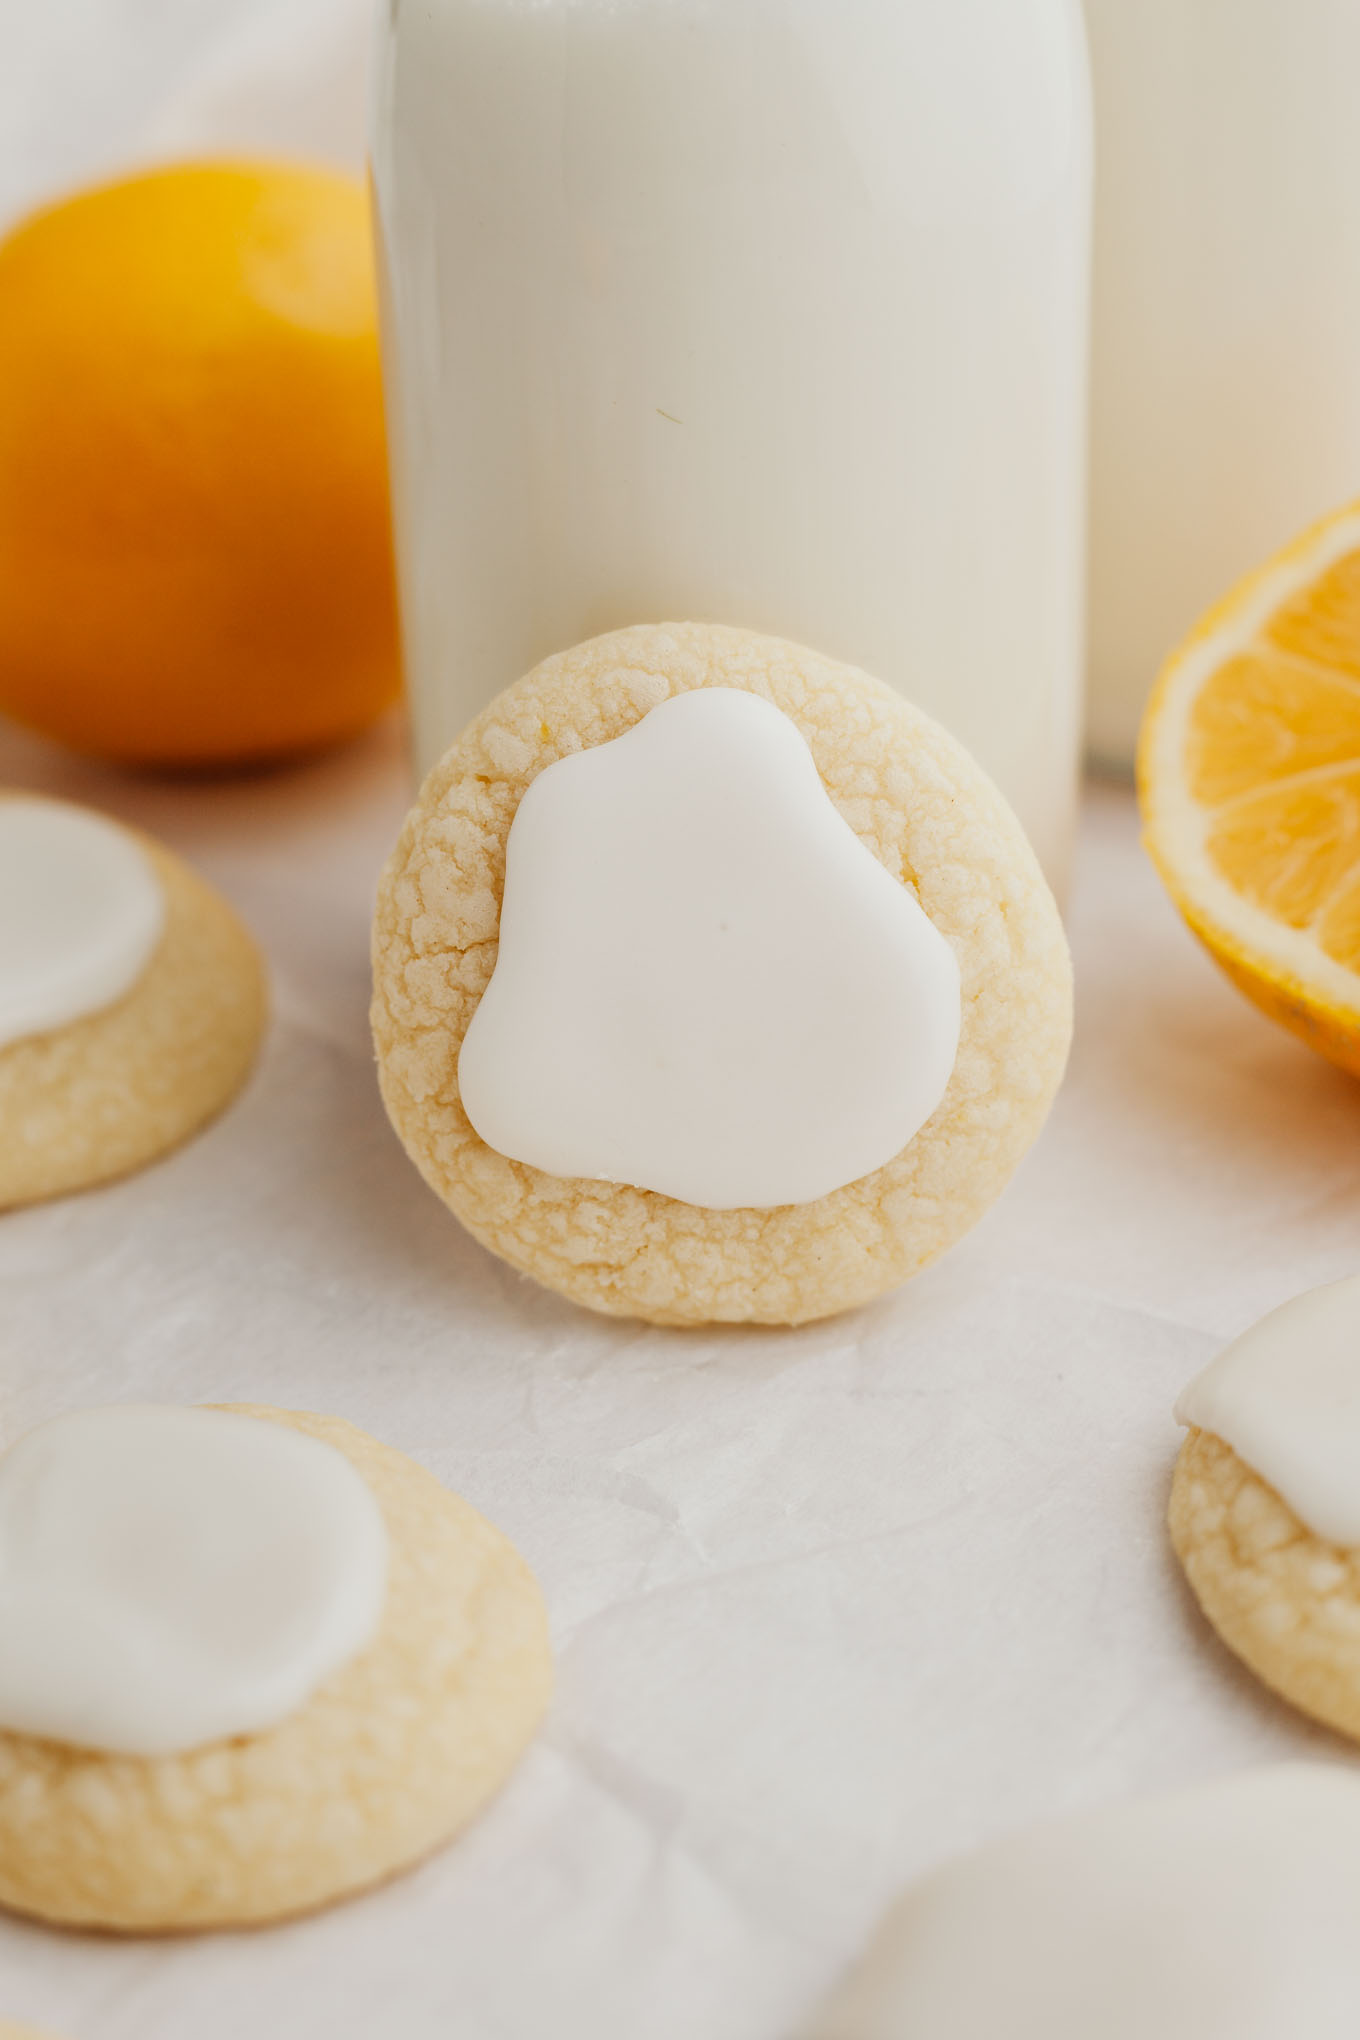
top-left (0, 161), bottom-right (401, 766)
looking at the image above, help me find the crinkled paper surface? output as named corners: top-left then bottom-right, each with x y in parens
top-left (4, 5), bottom-right (1360, 2032)
top-left (2, 715), bottom-right (1358, 2039)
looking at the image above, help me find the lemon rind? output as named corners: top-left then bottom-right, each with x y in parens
top-left (1138, 501), bottom-right (1360, 1032)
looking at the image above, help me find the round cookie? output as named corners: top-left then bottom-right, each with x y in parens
top-left (810, 1763), bottom-right (1360, 2040)
top-left (0, 795), bottom-right (266, 1209)
top-left (1170, 1426), bottom-right (1360, 1741)
top-left (0, 1406), bottom-right (553, 1932)
top-left (372, 622), bottom-right (1072, 1326)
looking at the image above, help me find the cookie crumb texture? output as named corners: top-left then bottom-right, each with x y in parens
top-left (0, 817), bottom-right (266, 1208)
top-left (372, 623), bottom-right (1072, 1325)
top-left (0, 1409), bottom-right (553, 1931)
top-left (1171, 1427), bottom-right (1360, 1743)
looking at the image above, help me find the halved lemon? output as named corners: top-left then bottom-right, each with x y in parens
top-left (1138, 500), bottom-right (1360, 1076)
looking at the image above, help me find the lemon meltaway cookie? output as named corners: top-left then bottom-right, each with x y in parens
top-left (0, 793), bottom-right (266, 1207)
top-left (0, 1403), bottom-right (552, 1931)
top-left (372, 623), bottom-right (1072, 1326)
top-left (1171, 1272), bottom-right (1360, 1741)
top-left (810, 1765), bottom-right (1360, 2040)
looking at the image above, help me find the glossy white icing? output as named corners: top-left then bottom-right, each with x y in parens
top-left (0, 798), bottom-right (165, 1050)
top-left (458, 688), bottom-right (962, 1209)
top-left (811, 1766), bottom-right (1360, 2040)
top-left (0, 1406), bottom-right (389, 1757)
top-left (1176, 1273), bottom-right (1360, 1546)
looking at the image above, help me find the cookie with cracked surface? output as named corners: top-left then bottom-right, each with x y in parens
top-left (1171, 1426), bottom-right (1360, 1742)
top-left (0, 1406), bottom-right (553, 1932)
top-left (371, 622), bottom-right (1072, 1326)
top-left (0, 794), bottom-right (266, 1208)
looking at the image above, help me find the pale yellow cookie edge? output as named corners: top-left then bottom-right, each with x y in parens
top-left (1170, 1426), bottom-right (1360, 1744)
top-left (0, 800), bottom-right (267, 1209)
top-left (0, 1406), bottom-right (553, 1933)
top-left (371, 622), bottom-right (1073, 1328)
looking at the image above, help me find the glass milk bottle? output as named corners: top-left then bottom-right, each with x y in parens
top-left (1085, 0), bottom-right (1360, 767)
top-left (373, 0), bottom-right (1091, 884)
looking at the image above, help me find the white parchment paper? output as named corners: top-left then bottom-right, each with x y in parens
top-left (1, 708), bottom-right (1358, 2038)
top-left (4, 5), bottom-right (1360, 2031)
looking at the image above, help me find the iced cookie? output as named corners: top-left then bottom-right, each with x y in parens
top-left (0, 794), bottom-right (266, 1207)
top-left (372, 624), bottom-right (1071, 1325)
top-left (1171, 1273), bottom-right (1360, 1741)
top-left (809, 1765), bottom-right (1360, 2040)
top-left (0, 1403), bottom-right (552, 1931)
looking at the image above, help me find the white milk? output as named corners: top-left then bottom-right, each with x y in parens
top-left (1086, 0), bottom-right (1360, 767)
top-left (373, 0), bottom-right (1091, 884)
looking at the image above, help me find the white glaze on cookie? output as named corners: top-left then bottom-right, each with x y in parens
top-left (1176, 1273), bottom-right (1360, 1547)
top-left (811, 1766), bottom-right (1360, 2040)
top-left (0, 1406), bottom-right (389, 1756)
top-left (0, 798), bottom-right (165, 1049)
top-left (458, 688), bottom-right (961, 1210)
